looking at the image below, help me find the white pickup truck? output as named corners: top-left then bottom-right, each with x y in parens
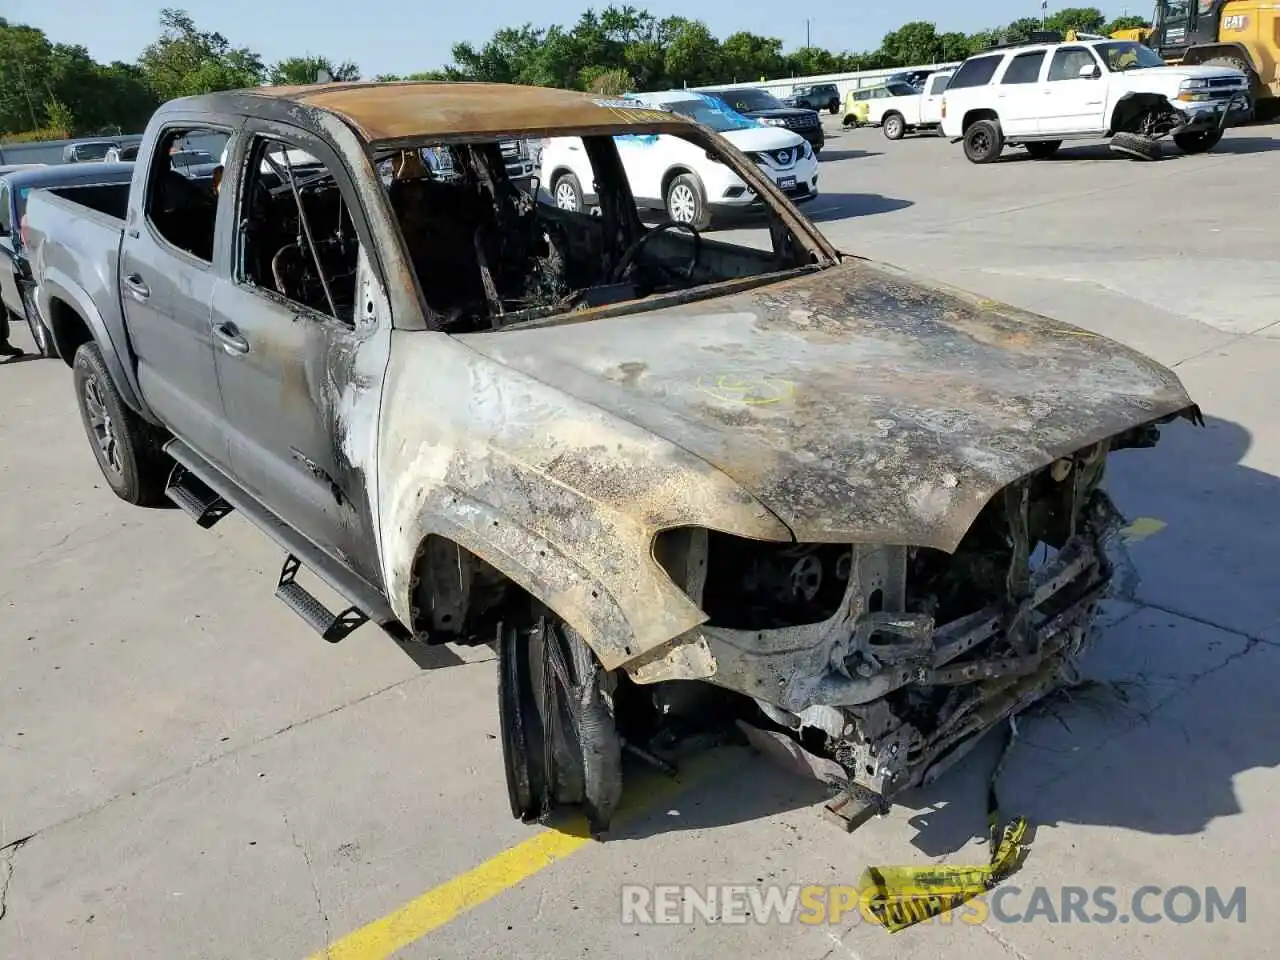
top-left (940, 37), bottom-right (1250, 162)
top-left (844, 71), bottom-right (954, 140)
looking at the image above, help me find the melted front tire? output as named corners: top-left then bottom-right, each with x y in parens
top-left (498, 616), bottom-right (623, 833)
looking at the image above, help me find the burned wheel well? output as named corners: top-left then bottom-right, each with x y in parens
top-left (1109, 93), bottom-right (1174, 135)
top-left (48, 297), bottom-right (91, 368)
top-left (409, 535), bottom-right (527, 643)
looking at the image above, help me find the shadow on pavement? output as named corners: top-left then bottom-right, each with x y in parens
top-left (611, 414), bottom-right (1280, 855)
top-left (801, 192), bottom-right (913, 222)
top-left (1003, 134), bottom-right (1279, 163)
top-left (819, 148), bottom-right (882, 162)
top-left (898, 413), bottom-right (1280, 856)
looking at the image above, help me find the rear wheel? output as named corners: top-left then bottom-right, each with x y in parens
top-left (882, 113), bottom-right (906, 140)
top-left (72, 342), bottom-right (170, 505)
top-left (551, 172), bottom-right (583, 212)
top-left (1173, 129), bottom-right (1223, 154)
top-left (665, 173), bottom-right (711, 230)
top-left (963, 120), bottom-right (1004, 163)
top-left (828, 101), bottom-right (839, 115)
top-left (1025, 140), bottom-right (1063, 159)
top-left (1110, 131), bottom-right (1162, 161)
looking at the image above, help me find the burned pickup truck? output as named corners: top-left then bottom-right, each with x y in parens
top-left (23, 82), bottom-right (1199, 832)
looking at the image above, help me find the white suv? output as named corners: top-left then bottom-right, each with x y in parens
top-left (940, 37), bottom-right (1250, 163)
top-left (539, 91), bottom-right (818, 229)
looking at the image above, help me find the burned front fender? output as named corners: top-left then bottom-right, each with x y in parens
top-left (376, 331), bottom-right (795, 670)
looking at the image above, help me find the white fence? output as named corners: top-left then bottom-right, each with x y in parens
top-left (688, 61), bottom-right (961, 103)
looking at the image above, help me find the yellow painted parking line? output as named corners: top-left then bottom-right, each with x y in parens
top-left (1120, 516), bottom-right (1167, 543)
top-left (308, 748), bottom-right (740, 960)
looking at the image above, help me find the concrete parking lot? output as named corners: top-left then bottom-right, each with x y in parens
top-left (3, 117), bottom-right (1279, 959)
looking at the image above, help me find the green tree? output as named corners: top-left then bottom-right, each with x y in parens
top-left (879, 21), bottom-right (944, 66)
top-left (137, 8), bottom-right (265, 101)
top-left (270, 56), bottom-right (360, 85)
top-left (1105, 15), bottom-right (1151, 34)
top-left (663, 19), bottom-right (720, 85)
top-left (1045, 6), bottom-right (1106, 34)
top-left (720, 31), bottom-right (785, 82)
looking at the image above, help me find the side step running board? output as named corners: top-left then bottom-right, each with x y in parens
top-left (275, 554), bottom-right (369, 643)
top-left (166, 464), bottom-right (234, 528)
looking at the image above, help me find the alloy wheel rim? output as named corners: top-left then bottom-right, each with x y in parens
top-left (83, 375), bottom-right (123, 475)
top-left (554, 182), bottom-right (579, 210)
top-left (669, 184), bottom-right (697, 222)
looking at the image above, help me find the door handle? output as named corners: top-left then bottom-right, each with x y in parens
top-left (124, 273), bottom-right (149, 300)
top-left (213, 321), bottom-right (250, 356)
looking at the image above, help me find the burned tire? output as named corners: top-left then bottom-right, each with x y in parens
top-left (1025, 140), bottom-right (1063, 159)
top-left (963, 120), bottom-right (1004, 164)
top-left (882, 113), bottom-right (906, 141)
top-left (1110, 131), bottom-right (1162, 161)
top-left (72, 342), bottom-right (169, 506)
top-left (1202, 55), bottom-right (1262, 100)
top-left (499, 616), bottom-right (623, 833)
top-left (1173, 130), bottom-right (1223, 154)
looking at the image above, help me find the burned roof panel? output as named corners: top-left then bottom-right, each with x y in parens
top-left (242, 81), bottom-right (691, 144)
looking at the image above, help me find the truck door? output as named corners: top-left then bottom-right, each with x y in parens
top-left (993, 50), bottom-right (1049, 136)
top-left (1039, 46), bottom-right (1109, 134)
top-left (920, 73), bottom-right (951, 125)
top-left (0, 180), bottom-right (22, 317)
top-left (119, 123), bottom-right (237, 467)
top-left (208, 125), bottom-right (384, 583)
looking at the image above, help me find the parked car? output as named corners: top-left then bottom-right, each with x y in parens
top-left (940, 37), bottom-right (1250, 162)
top-left (23, 81), bottom-right (1197, 836)
top-left (61, 140), bottom-right (119, 163)
top-left (701, 87), bottom-right (825, 152)
top-left (886, 69), bottom-right (935, 89)
top-left (0, 162), bottom-right (135, 357)
top-left (785, 83), bottom-right (841, 114)
top-left (847, 70), bottom-right (953, 139)
top-left (105, 144), bottom-right (141, 162)
top-left (540, 90), bottom-right (818, 227)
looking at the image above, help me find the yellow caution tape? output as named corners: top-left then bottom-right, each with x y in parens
top-left (858, 718), bottom-right (1031, 932)
top-left (856, 817), bottom-right (1029, 932)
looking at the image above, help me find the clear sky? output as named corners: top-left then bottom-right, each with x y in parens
top-left (11, 0), bottom-right (1140, 78)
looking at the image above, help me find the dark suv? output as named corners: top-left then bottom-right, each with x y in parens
top-left (702, 87), bottom-right (825, 153)
top-left (785, 83), bottom-right (841, 114)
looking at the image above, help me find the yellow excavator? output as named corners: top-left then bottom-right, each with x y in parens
top-left (1090, 2), bottom-right (1279, 115)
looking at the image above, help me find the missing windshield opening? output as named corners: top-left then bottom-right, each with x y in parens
top-left (376, 127), bottom-right (819, 333)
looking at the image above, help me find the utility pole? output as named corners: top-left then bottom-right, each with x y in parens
top-left (805, 19), bottom-right (811, 50)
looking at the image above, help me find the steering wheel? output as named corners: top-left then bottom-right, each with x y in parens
top-left (610, 220), bottom-right (701, 285)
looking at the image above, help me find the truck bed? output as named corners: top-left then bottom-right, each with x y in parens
top-left (23, 184), bottom-right (129, 376)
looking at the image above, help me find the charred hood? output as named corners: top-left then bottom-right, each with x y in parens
top-left (458, 259), bottom-right (1196, 552)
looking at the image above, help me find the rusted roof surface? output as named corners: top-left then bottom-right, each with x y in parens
top-left (247, 81), bottom-right (692, 144)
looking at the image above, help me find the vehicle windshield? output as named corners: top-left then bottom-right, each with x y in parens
top-left (713, 88), bottom-right (786, 111)
top-left (1096, 41), bottom-right (1168, 71)
top-left (662, 95), bottom-right (757, 132)
top-left (75, 143), bottom-right (114, 161)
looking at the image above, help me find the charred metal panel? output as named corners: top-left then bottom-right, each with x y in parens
top-left (460, 258), bottom-right (1196, 552)
top-left (376, 332), bottom-right (795, 670)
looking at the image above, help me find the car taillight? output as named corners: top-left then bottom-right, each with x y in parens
top-left (941, 98), bottom-right (947, 118)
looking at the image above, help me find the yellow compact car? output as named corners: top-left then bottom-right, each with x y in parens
top-left (841, 88), bottom-right (874, 127)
